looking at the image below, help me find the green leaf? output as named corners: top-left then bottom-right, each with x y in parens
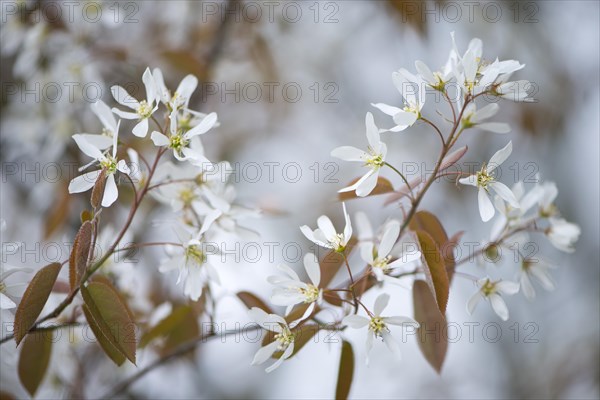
top-left (409, 211), bottom-right (448, 248)
top-left (335, 340), bottom-right (354, 400)
top-left (81, 281), bottom-right (136, 364)
top-left (14, 263), bottom-right (63, 345)
top-left (410, 211), bottom-right (459, 282)
top-left (139, 305), bottom-right (198, 350)
top-left (338, 177), bottom-right (394, 201)
top-left (237, 291), bottom-right (273, 314)
top-left (83, 305), bottom-right (126, 366)
top-left (415, 231), bottom-right (449, 314)
top-left (413, 280), bottom-right (448, 374)
top-left (18, 332), bottom-right (53, 397)
top-left (69, 221), bottom-right (93, 290)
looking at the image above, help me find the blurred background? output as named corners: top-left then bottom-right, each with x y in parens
top-left (1, 0), bottom-right (598, 399)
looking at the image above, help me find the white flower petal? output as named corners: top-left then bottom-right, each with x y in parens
top-left (132, 118), bottom-right (149, 138)
top-left (68, 170), bottom-right (101, 193)
top-left (477, 122), bottom-right (510, 134)
top-left (101, 174), bottom-right (119, 207)
top-left (72, 134), bottom-right (104, 160)
top-left (467, 291), bottom-right (483, 315)
top-left (303, 253), bottom-right (321, 287)
top-left (186, 112), bottom-right (218, 138)
top-left (342, 314), bottom-right (369, 328)
top-left (151, 131), bottom-right (170, 147)
top-left (371, 102), bottom-right (402, 117)
top-left (110, 85), bottom-right (137, 109)
top-left (384, 316), bottom-right (418, 326)
top-left (491, 182), bottom-right (520, 208)
top-left (331, 146), bottom-right (366, 162)
top-left (488, 141), bottom-right (512, 172)
top-left (459, 174), bottom-right (477, 186)
top-left (373, 293), bottom-right (390, 316)
top-left (478, 188), bottom-right (495, 222)
top-left (489, 293), bottom-right (509, 321)
top-left (252, 341), bottom-right (279, 366)
top-left (378, 221), bottom-right (400, 258)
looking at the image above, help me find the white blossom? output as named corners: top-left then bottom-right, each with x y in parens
top-left (359, 221), bottom-right (421, 282)
top-left (467, 278), bottom-right (520, 321)
top-left (372, 69), bottom-right (425, 132)
top-left (546, 218), bottom-right (581, 253)
top-left (153, 68), bottom-right (198, 111)
top-left (342, 293), bottom-right (418, 364)
top-left (268, 253), bottom-right (322, 318)
top-left (519, 258), bottom-right (556, 300)
top-left (331, 112), bottom-right (387, 196)
top-left (111, 67), bottom-right (158, 137)
top-left (68, 121), bottom-right (131, 207)
top-left (158, 232), bottom-right (219, 302)
top-left (151, 110), bottom-right (217, 165)
top-left (461, 103), bottom-right (510, 134)
top-left (459, 141), bottom-right (520, 222)
top-left (300, 203), bottom-right (352, 252)
top-left (249, 308), bottom-right (295, 373)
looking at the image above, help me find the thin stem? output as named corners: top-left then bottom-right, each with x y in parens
top-left (384, 162), bottom-right (415, 201)
top-left (341, 253), bottom-right (358, 313)
top-left (421, 117), bottom-right (445, 146)
top-left (147, 178), bottom-right (196, 192)
top-left (101, 325), bottom-right (261, 399)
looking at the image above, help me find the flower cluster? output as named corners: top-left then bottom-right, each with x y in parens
top-left (248, 32), bottom-right (580, 373)
top-left (67, 67), bottom-right (257, 302)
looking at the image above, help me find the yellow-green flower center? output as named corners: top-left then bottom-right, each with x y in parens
top-left (274, 327), bottom-right (295, 350)
top-left (481, 279), bottom-right (497, 296)
top-left (372, 255), bottom-right (392, 271)
top-left (137, 100), bottom-right (153, 119)
top-left (369, 316), bottom-right (387, 336)
top-left (365, 150), bottom-right (384, 168)
top-left (185, 245), bottom-right (206, 267)
top-left (330, 233), bottom-right (346, 253)
top-left (476, 166), bottom-right (495, 190)
top-left (169, 134), bottom-right (189, 154)
top-left (178, 187), bottom-right (197, 207)
top-left (99, 156), bottom-right (117, 174)
top-left (299, 284), bottom-right (320, 303)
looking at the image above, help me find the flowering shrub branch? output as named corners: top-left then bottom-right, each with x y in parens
top-left (1, 32), bottom-right (582, 399)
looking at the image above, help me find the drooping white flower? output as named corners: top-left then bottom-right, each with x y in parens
top-left (342, 293), bottom-right (418, 364)
top-left (372, 69), bottom-right (426, 132)
top-left (153, 68), bottom-right (198, 111)
top-left (151, 110), bottom-right (217, 165)
top-left (68, 121), bottom-right (131, 207)
top-left (519, 258), bottom-right (556, 300)
top-left (467, 278), bottom-right (520, 321)
top-left (268, 253), bottom-right (322, 318)
top-left (195, 183), bottom-right (260, 240)
top-left (546, 218), bottom-right (581, 253)
top-left (111, 67), bottom-right (158, 137)
top-left (300, 203), bottom-right (352, 253)
top-left (158, 235), bottom-right (219, 302)
top-left (461, 103), bottom-right (510, 133)
top-left (249, 307), bottom-right (295, 373)
top-left (459, 141), bottom-right (520, 222)
top-left (359, 221), bottom-right (421, 282)
top-left (331, 112), bottom-right (387, 197)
